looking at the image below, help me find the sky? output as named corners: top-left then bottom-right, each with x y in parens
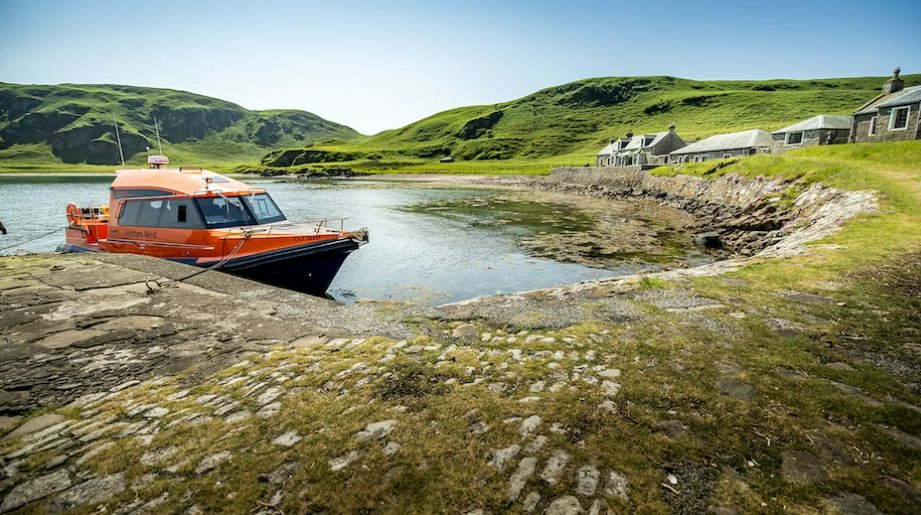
top-left (1, 0), bottom-right (920, 135)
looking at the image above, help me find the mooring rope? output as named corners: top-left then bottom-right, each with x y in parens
top-left (0, 225), bottom-right (69, 253)
top-left (144, 231), bottom-right (252, 294)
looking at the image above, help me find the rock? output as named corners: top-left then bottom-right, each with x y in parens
top-left (44, 455), bottom-right (68, 469)
top-left (140, 446), bottom-right (178, 467)
top-left (598, 400), bottom-right (616, 414)
top-left (452, 324), bottom-right (478, 341)
top-left (525, 435), bottom-right (548, 453)
top-left (826, 362), bottom-right (855, 371)
top-left (519, 415), bottom-right (541, 437)
top-left (256, 387), bottom-right (282, 406)
top-left (196, 451), bottom-right (232, 474)
top-left (489, 444), bottom-right (520, 470)
top-left (601, 381), bottom-right (621, 396)
top-left (0, 416), bottom-right (21, 432)
top-left (507, 456), bottom-right (537, 502)
top-left (260, 461), bottom-right (300, 485)
top-left (717, 379), bottom-right (754, 399)
top-left (522, 491), bottom-right (541, 512)
top-left (541, 450), bottom-right (570, 484)
top-left (272, 431), bottom-right (302, 447)
top-left (884, 476), bottom-right (921, 505)
top-left (693, 232), bottom-right (722, 249)
top-left (469, 422), bottom-right (490, 434)
top-left (356, 420), bottom-right (397, 441)
top-left (5, 414), bottom-right (65, 439)
top-left (47, 473), bottom-right (124, 512)
top-left (826, 493), bottom-right (884, 515)
top-left (604, 470), bottom-right (629, 500)
top-left (224, 411), bottom-right (252, 424)
top-left (383, 442), bottom-right (401, 457)
top-left (109, 380), bottom-right (141, 393)
top-left (781, 450), bottom-right (826, 485)
top-left (654, 420), bottom-right (687, 439)
top-left (877, 425), bottom-right (921, 450)
top-left (0, 469), bottom-right (72, 513)
top-left (329, 450), bottom-right (360, 472)
top-left (546, 495), bottom-right (583, 515)
top-left (143, 407), bottom-right (169, 418)
top-left (588, 499), bottom-right (611, 515)
top-left (576, 465), bottom-right (600, 496)
top-left (256, 402), bottom-right (281, 418)
top-left (597, 368), bottom-right (621, 379)
top-left (76, 441), bottom-right (114, 465)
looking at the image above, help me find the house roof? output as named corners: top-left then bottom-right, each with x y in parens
top-left (773, 115), bottom-right (852, 134)
top-left (876, 85), bottom-right (921, 109)
top-left (670, 129), bottom-right (772, 155)
top-left (855, 85), bottom-right (921, 115)
top-left (597, 131), bottom-right (670, 156)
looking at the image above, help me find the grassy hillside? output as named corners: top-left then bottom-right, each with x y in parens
top-left (0, 82), bottom-right (361, 169)
top-left (263, 74), bottom-right (920, 174)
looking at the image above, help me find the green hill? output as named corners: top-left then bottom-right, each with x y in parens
top-left (267, 74), bottom-right (920, 173)
top-left (0, 82), bottom-right (361, 167)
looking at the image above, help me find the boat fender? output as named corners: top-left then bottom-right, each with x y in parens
top-left (66, 202), bottom-right (81, 227)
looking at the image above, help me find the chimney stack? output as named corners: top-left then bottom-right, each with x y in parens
top-left (609, 136), bottom-right (615, 144)
top-left (668, 122), bottom-right (676, 133)
top-left (626, 130), bottom-right (634, 139)
top-left (883, 67), bottom-right (904, 94)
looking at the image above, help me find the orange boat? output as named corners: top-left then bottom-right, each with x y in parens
top-left (61, 155), bottom-right (368, 295)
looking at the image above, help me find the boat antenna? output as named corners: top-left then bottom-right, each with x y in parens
top-left (153, 116), bottom-right (164, 155)
top-left (113, 118), bottom-right (126, 168)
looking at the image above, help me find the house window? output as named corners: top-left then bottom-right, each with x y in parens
top-left (868, 116), bottom-right (878, 135)
top-left (723, 153), bottom-right (732, 159)
top-left (890, 107), bottom-right (910, 130)
top-left (785, 132), bottom-right (804, 145)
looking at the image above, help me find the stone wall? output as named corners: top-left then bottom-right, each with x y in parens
top-left (667, 147), bottom-right (759, 164)
top-left (510, 167), bottom-right (876, 257)
top-left (853, 102), bottom-right (921, 143)
top-left (771, 129), bottom-right (850, 153)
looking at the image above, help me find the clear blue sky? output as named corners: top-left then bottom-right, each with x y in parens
top-left (1, 0), bottom-right (919, 134)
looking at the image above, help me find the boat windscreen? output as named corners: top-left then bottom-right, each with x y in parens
top-left (195, 196), bottom-right (256, 228)
top-left (242, 193), bottom-right (287, 225)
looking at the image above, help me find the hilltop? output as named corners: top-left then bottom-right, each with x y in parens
top-left (262, 73), bottom-right (921, 174)
top-left (0, 82), bottom-right (361, 168)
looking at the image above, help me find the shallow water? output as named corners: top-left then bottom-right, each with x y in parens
top-left (0, 175), bottom-right (711, 305)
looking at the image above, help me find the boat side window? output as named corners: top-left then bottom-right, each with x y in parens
top-left (118, 200), bottom-right (142, 226)
top-left (136, 200), bottom-right (164, 227)
top-left (194, 196), bottom-right (256, 228)
top-left (242, 193), bottom-right (287, 225)
top-left (158, 198), bottom-right (205, 229)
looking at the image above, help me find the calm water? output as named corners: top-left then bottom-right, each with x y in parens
top-left (0, 175), bottom-right (709, 305)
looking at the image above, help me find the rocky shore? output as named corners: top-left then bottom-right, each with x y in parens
top-left (1, 170), bottom-right (919, 514)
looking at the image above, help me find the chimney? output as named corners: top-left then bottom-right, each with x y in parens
top-left (609, 136), bottom-right (615, 144)
top-left (883, 67), bottom-right (904, 94)
top-left (626, 130), bottom-right (634, 139)
top-left (668, 122), bottom-right (676, 133)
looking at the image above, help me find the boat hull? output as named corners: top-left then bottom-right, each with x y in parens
top-left (215, 237), bottom-right (361, 295)
top-left (59, 237), bottom-right (362, 296)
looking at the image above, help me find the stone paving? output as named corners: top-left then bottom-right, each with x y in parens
top-left (1, 249), bottom-right (920, 513)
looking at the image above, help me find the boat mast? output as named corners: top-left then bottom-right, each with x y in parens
top-left (153, 117), bottom-right (164, 156)
top-left (113, 118), bottom-right (126, 168)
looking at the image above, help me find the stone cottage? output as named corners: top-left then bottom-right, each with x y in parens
top-left (851, 68), bottom-right (921, 143)
top-left (771, 114), bottom-right (852, 153)
top-left (668, 129), bottom-right (772, 164)
top-left (596, 124), bottom-right (686, 167)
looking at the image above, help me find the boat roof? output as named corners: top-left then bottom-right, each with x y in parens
top-left (111, 168), bottom-right (254, 196)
